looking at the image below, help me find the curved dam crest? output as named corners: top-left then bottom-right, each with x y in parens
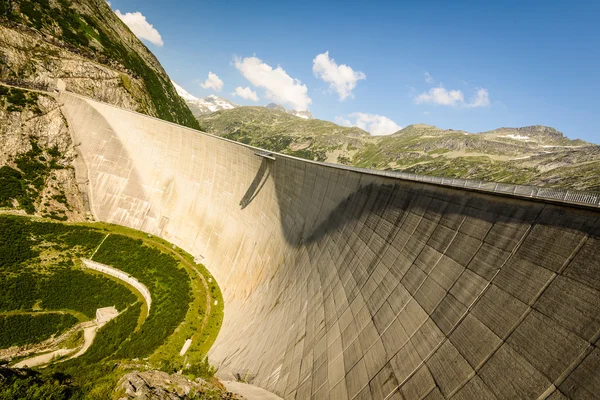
top-left (59, 92), bottom-right (600, 399)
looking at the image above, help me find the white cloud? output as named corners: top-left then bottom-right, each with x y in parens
top-left (199, 72), bottom-right (224, 92)
top-left (335, 116), bottom-right (352, 126)
top-left (115, 10), bottom-right (163, 47)
top-left (234, 55), bottom-right (311, 110)
top-left (337, 112), bottom-right (402, 136)
top-left (425, 72), bottom-right (434, 84)
top-left (415, 87), bottom-right (464, 106)
top-left (415, 86), bottom-right (490, 108)
top-left (232, 86), bottom-right (259, 101)
top-left (313, 51), bottom-right (366, 100)
top-left (467, 88), bottom-right (490, 108)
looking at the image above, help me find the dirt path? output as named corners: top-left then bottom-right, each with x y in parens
top-left (13, 348), bottom-right (73, 368)
top-left (13, 322), bottom-right (97, 368)
top-left (90, 233), bottom-right (110, 258)
top-left (67, 325), bottom-right (97, 359)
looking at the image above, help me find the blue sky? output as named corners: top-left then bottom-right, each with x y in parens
top-left (107, 0), bottom-right (599, 142)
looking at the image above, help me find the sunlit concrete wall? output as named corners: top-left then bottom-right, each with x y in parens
top-left (60, 92), bottom-right (600, 399)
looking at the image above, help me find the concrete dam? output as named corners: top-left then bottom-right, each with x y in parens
top-left (59, 92), bottom-right (600, 399)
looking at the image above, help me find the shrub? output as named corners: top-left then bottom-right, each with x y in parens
top-left (0, 313), bottom-right (78, 348)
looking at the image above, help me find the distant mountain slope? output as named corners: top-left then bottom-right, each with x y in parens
top-left (266, 103), bottom-right (313, 119)
top-left (199, 108), bottom-right (600, 191)
top-left (198, 106), bottom-right (369, 161)
top-left (0, 0), bottom-right (199, 129)
top-left (172, 81), bottom-right (237, 117)
top-left (172, 81), bottom-right (313, 119)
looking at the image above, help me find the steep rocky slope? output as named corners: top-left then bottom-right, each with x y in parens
top-left (0, 0), bottom-right (199, 218)
top-left (0, 0), bottom-right (198, 128)
top-left (0, 85), bottom-right (87, 220)
top-left (199, 108), bottom-right (600, 191)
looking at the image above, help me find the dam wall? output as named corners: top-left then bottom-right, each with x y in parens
top-left (59, 92), bottom-right (600, 399)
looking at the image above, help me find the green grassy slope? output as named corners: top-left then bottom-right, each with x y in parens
top-left (0, 215), bottom-right (226, 398)
top-left (199, 108), bottom-right (600, 191)
top-left (199, 106), bottom-right (372, 162)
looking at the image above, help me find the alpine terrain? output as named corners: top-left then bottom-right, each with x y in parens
top-left (172, 80), bottom-right (238, 117)
top-left (197, 107), bottom-right (600, 192)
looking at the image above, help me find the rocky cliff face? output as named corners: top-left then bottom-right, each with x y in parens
top-left (0, 0), bottom-right (200, 218)
top-left (0, 85), bottom-right (87, 220)
top-left (117, 370), bottom-right (240, 400)
top-left (0, 0), bottom-right (198, 128)
top-left (0, 0), bottom-right (206, 221)
top-left (0, 25), bottom-right (142, 111)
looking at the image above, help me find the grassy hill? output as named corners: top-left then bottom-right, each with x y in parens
top-left (199, 108), bottom-right (600, 192)
top-left (198, 106), bottom-right (371, 162)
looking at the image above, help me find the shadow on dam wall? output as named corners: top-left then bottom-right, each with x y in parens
top-left (240, 158), bottom-right (271, 210)
top-left (59, 92), bottom-right (600, 400)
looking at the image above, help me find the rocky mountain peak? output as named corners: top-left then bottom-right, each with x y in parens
top-left (265, 103), bottom-right (313, 119)
top-left (266, 103), bottom-right (286, 112)
top-left (172, 81), bottom-right (238, 117)
top-left (515, 125), bottom-right (563, 138)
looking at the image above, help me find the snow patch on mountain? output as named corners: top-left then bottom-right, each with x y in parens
top-left (172, 81), bottom-right (199, 101)
top-left (266, 103), bottom-right (313, 119)
top-left (504, 134), bottom-right (531, 141)
top-left (172, 81), bottom-right (238, 116)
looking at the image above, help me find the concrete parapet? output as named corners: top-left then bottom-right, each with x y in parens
top-left (61, 92), bottom-right (600, 399)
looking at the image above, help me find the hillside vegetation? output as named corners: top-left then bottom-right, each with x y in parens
top-left (198, 106), bottom-right (369, 162)
top-left (0, 215), bottom-right (227, 398)
top-left (0, 0), bottom-right (202, 217)
top-left (0, 0), bottom-right (198, 128)
top-left (0, 313), bottom-right (78, 349)
top-left (199, 108), bottom-right (600, 191)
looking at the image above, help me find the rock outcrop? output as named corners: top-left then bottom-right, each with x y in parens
top-left (118, 371), bottom-right (239, 400)
top-left (0, 86), bottom-right (87, 219)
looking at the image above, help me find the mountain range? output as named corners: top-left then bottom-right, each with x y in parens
top-left (173, 81), bottom-right (313, 119)
top-left (171, 81), bottom-right (237, 117)
top-left (197, 107), bottom-right (600, 191)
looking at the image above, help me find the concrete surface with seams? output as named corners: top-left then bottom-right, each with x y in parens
top-left (59, 91), bottom-right (600, 399)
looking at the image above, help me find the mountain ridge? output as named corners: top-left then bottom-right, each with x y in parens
top-left (198, 108), bottom-right (600, 191)
top-left (173, 81), bottom-right (313, 119)
top-left (171, 81), bottom-right (237, 117)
